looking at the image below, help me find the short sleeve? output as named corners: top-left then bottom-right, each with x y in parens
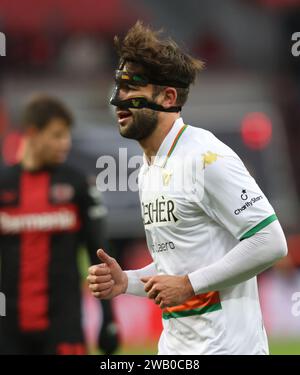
top-left (198, 153), bottom-right (277, 240)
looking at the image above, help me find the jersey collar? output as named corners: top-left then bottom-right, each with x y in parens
top-left (143, 117), bottom-right (188, 167)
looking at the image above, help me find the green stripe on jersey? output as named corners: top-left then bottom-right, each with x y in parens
top-left (162, 302), bottom-right (222, 320)
top-left (240, 214), bottom-right (278, 240)
top-left (167, 124), bottom-right (188, 158)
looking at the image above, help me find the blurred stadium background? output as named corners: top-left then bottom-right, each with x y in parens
top-left (1, 0), bottom-right (300, 354)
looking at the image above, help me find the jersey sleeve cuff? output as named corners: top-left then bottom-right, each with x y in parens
top-left (188, 269), bottom-right (210, 295)
top-left (124, 270), bottom-right (147, 296)
top-left (239, 214), bottom-right (278, 241)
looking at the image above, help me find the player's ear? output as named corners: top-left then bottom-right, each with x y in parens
top-left (162, 87), bottom-right (177, 108)
top-left (25, 125), bottom-right (39, 138)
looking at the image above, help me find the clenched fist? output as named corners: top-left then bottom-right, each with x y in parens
top-left (141, 274), bottom-right (194, 309)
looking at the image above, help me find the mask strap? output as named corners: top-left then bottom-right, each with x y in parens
top-left (110, 95), bottom-right (181, 113)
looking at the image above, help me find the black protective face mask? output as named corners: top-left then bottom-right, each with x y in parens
top-left (110, 88), bottom-right (182, 112)
top-left (109, 68), bottom-right (188, 113)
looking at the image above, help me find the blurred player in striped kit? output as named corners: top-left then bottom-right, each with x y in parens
top-left (0, 95), bottom-right (119, 354)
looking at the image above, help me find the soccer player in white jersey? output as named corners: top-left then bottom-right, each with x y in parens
top-left (87, 21), bottom-right (287, 354)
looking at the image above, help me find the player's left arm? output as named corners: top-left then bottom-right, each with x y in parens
top-left (142, 153), bottom-right (287, 309)
top-left (187, 219), bottom-right (287, 296)
top-left (142, 221), bottom-right (287, 309)
top-left (188, 151), bottom-right (288, 297)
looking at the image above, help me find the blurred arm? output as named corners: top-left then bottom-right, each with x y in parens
top-left (77, 177), bottom-right (109, 264)
top-left (77, 176), bottom-right (116, 318)
top-left (78, 175), bottom-right (120, 353)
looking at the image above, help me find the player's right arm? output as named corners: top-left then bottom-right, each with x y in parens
top-left (87, 249), bottom-right (157, 299)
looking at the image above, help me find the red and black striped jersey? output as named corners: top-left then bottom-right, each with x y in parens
top-left (0, 163), bottom-right (108, 332)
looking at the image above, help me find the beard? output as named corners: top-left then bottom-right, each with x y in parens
top-left (119, 108), bottom-right (159, 141)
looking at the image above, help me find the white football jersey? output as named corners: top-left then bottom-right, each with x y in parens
top-left (138, 117), bottom-right (277, 354)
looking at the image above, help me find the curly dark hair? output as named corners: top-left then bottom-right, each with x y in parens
top-left (114, 21), bottom-right (204, 106)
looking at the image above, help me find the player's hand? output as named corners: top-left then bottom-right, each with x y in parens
top-left (87, 249), bottom-right (128, 299)
top-left (141, 274), bottom-right (195, 309)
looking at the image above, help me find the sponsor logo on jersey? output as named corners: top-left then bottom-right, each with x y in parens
top-left (142, 196), bottom-right (179, 227)
top-left (234, 194), bottom-right (263, 215)
top-left (50, 184), bottom-right (74, 203)
top-left (202, 151), bottom-right (222, 169)
top-left (162, 170), bottom-right (173, 186)
top-left (0, 209), bottom-right (79, 233)
top-left (0, 190), bottom-right (17, 204)
top-left (241, 189), bottom-right (248, 200)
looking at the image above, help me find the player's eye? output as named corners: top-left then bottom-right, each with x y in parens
top-left (128, 84), bottom-right (139, 90)
top-left (118, 82), bottom-right (138, 91)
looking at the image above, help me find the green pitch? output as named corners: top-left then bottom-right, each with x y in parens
top-left (107, 339), bottom-right (300, 355)
top-left (269, 339), bottom-right (300, 355)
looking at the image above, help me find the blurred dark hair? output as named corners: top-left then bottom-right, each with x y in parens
top-left (22, 95), bottom-right (73, 130)
top-left (114, 21), bottom-right (205, 106)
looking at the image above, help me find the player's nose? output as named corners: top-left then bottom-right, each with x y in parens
top-left (117, 87), bottom-right (128, 100)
